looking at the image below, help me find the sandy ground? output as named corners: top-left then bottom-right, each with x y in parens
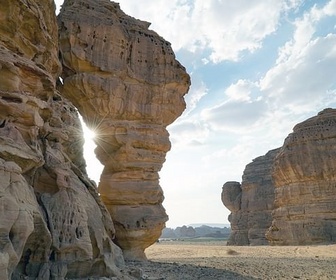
top-left (126, 240), bottom-right (336, 280)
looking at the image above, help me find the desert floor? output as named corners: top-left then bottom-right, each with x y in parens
top-left (127, 239), bottom-right (336, 280)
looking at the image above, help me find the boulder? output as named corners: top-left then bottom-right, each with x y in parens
top-left (58, 0), bottom-right (190, 260)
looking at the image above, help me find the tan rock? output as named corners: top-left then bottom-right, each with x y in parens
top-left (221, 181), bottom-right (247, 245)
top-left (58, 0), bottom-right (190, 260)
top-left (0, 0), bottom-right (61, 80)
top-left (0, 159), bottom-right (47, 280)
top-left (222, 149), bottom-right (279, 245)
top-left (0, 0), bottom-right (127, 278)
top-left (267, 108), bottom-right (336, 245)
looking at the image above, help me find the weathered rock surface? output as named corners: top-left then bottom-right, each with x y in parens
top-left (58, 0), bottom-right (190, 260)
top-left (266, 108), bottom-right (336, 245)
top-left (222, 149), bottom-right (279, 245)
top-left (0, 0), bottom-right (126, 278)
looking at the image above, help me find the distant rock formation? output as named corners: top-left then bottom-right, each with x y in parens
top-left (223, 109), bottom-right (336, 246)
top-left (266, 108), bottom-right (336, 245)
top-left (58, 0), bottom-right (190, 260)
top-left (222, 149), bottom-right (279, 245)
top-left (161, 225), bottom-right (231, 239)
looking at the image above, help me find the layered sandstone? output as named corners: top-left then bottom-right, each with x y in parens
top-left (266, 109), bottom-right (336, 245)
top-left (0, 0), bottom-right (125, 278)
top-left (222, 149), bottom-right (279, 245)
top-left (58, 0), bottom-right (190, 260)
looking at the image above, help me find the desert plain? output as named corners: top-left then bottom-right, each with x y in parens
top-left (126, 239), bottom-right (336, 280)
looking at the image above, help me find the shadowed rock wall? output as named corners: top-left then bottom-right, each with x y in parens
top-left (58, 0), bottom-right (190, 260)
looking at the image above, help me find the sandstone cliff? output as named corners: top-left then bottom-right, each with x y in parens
top-left (0, 0), bottom-right (126, 279)
top-left (266, 108), bottom-right (336, 245)
top-left (58, 0), bottom-right (190, 260)
top-left (222, 149), bottom-right (279, 245)
top-left (223, 109), bottom-right (336, 246)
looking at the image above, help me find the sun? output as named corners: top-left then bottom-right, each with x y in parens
top-left (82, 124), bottom-right (96, 141)
top-left (79, 117), bottom-right (104, 183)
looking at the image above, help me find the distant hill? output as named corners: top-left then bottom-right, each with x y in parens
top-left (161, 224), bottom-right (231, 239)
top-left (188, 223), bottom-right (231, 228)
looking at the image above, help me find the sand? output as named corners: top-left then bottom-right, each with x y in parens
top-left (126, 240), bottom-right (336, 280)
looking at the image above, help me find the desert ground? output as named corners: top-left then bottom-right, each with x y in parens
top-left (126, 239), bottom-right (336, 280)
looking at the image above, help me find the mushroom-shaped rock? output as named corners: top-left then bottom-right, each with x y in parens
top-left (58, 0), bottom-right (190, 260)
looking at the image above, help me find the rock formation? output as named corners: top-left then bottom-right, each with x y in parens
top-left (222, 149), bottom-right (279, 245)
top-left (58, 0), bottom-right (190, 260)
top-left (223, 109), bottom-right (336, 246)
top-left (0, 0), bottom-right (127, 278)
top-left (266, 108), bottom-right (336, 245)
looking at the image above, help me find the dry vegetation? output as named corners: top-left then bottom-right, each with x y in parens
top-left (127, 240), bottom-right (336, 279)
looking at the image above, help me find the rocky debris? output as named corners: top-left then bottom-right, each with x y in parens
top-left (58, 0), bottom-right (190, 260)
top-left (222, 149), bottom-right (279, 245)
top-left (0, 0), bottom-right (128, 278)
top-left (266, 108), bottom-right (336, 245)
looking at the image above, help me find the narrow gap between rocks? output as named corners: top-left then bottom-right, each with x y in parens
top-left (79, 116), bottom-right (104, 186)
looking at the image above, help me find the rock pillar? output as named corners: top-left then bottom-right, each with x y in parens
top-left (58, 0), bottom-right (190, 260)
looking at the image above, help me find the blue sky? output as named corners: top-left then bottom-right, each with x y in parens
top-left (55, 0), bottom-right (336, 228)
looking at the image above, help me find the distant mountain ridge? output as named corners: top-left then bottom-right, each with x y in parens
top-left (161, 224), bottom-right (231, 239)
top-left (188, 223), bottom-right (231, 228)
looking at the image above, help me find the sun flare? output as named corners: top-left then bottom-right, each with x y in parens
top-left (79, 117), bottom-right (103, 183)
top-left (83, 125), bottom-right (96, 141)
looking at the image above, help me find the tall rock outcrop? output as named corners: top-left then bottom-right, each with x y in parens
top-left (58, 0), bottom-right (190, 260)
top-left (0, 0), bottom-right (126, 279)
top-left (267, 108), bottom-right (336, 245)
top-left (222, 149), bottom-right (279, 245)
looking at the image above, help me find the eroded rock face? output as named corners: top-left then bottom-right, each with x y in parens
top-left (266, 109), bottom-right (336, 245)
top-left (222, 149), bottom-right (279, 245)
top-left (58, 0), bottom-right (190, 260)
top-left (0, 0), bottom-right (125, 278)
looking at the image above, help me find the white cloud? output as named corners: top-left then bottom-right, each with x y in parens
top-left (119, 0), bottom-right (301, 63)
top-left (260, 2), bottom-right (336, 113)
top-left (321, 0), bottom-right (336, 17)
top-left (168, 120), bottom-right (210, 148)
top-left (225, 79), bottom-right (257, 102)
top-left (200, 0), bottom-right (336, 135)
top-left (201, 98), bottom-right (267, 132)
top-left (182, 77), bottom-right (209, 116)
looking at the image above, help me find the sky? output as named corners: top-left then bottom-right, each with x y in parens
top-left (55, 0), bottom-right (336, 228)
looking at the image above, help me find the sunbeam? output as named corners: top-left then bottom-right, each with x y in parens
top-left (80, 116), bottom-right (104, 183)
